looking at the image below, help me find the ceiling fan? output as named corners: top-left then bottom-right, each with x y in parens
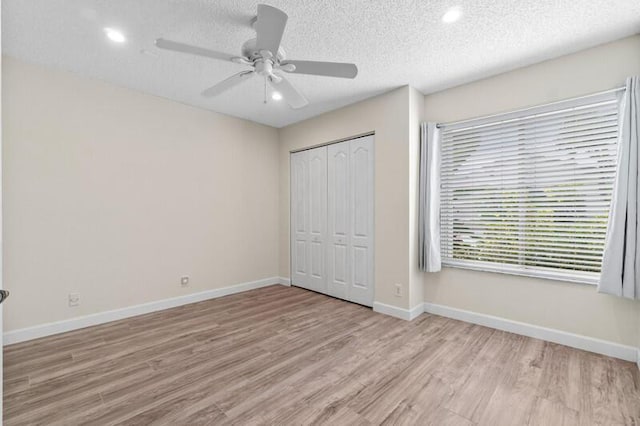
top-left (155, 4), bottom-right (358, 109)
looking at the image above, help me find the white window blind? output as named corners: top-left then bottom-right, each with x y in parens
top-left (440, 91), bottom-right (620, 284)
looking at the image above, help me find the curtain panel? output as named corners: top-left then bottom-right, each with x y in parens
top-left (598, 76), bottom-right (640, 299)
top-left (418, 122), bottom-right (442, 272)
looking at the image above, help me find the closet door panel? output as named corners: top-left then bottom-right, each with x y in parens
top-left (349, 136), bottom-right (374, 306)
top-left (307, 146), bottom-right (328, 293)
top-left (327, 141), bottom-right (350, 300)
top-left (291, 137), bottom-right (373, 306)
top-left (290, 151), bottom-right (310, 289)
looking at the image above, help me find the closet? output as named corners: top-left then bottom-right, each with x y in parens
top-left (290, 135), bottom-right (374, 307)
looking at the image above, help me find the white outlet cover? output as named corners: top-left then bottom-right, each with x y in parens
top-left (68, 293), bottom-right (80, 307)
top-left (394, 284), bottom-right (403, 297)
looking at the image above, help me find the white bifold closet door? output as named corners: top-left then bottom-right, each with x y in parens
top-left (291, 146), bottom-right (328, 294)
top-left (327, 136), bottom-right (374, 306)
top-left (291, 135), bottom-right (374, 307)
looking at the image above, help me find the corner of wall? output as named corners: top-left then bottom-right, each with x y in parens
top-left (408, 86), bottom-right (426, 311)
top-left (276, 126), bottom-right (285, 281)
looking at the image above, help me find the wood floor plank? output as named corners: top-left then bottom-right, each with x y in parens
top-left (3, 377), bottom-right (30, 397)
top-left (537, 341), bottom-right (575, 409)
top-left (180, 403), bottom-right (228, 425)
top-left (443, 330), bottom-right (524, 422)
top-left (527, 396), bottom-right (580, 426)
top-left (4, 352), bottom-right (74, 382)
top-left (477, 337), bottom-right (545, 426)
top-left (431, 323), bottom-right (495, 385)
top-left (348, 342), bottom-right (452, 423)
top-left (306, 406), bottom-right (372, 426)
top-left (4, 362), bottom-right (153, 420)
top-left (9, 392), bottom-right (103, 426)
top-left (422, 406), bottom-right (475, 426)
top-left (4, 285), bottom-right (639, 425)
top-left (587, 354), bottom-right (638, 425)
top-left (28, 333), bottom-right (197, 385)
top-left (377, 374), bottom-right (455, 425)
top-left (4, 335), bottom-right (107, 367)
top-left (80, 349), bottom-right (272, 424)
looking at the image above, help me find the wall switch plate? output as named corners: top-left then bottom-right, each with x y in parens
top-left (394, 284), bottom-right (402, 297)
top-left (68, 293), bottom-right (80, 307)
top-left (180, 276), bottom-right (190, 287)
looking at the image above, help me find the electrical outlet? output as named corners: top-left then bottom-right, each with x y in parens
top-left (68, 293), bottom-right (80, 307)
top-left (394, 284), bottom-right (402, 297)
top-left (180, 276), bottom-right (190, 287)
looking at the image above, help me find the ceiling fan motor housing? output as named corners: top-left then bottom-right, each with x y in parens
top-left (241, 38), bottom-right (286, 63)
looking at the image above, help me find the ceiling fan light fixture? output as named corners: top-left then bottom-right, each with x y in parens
top-left (104, 27), bottom-right (126, 43)
top-left (442, 7), bottom-right (462, 23)
top-left (272, 91), bottom-right (283, 101)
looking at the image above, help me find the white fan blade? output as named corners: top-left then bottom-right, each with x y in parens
top-left (280, 60), bottom-right (358, 79)
top-left (269, 75), bottom-right (308, 109)
top-left (155, 38), bottom-right (235, 62)
top-left (202, 71), bottom-right (255, 98)
top-left (255, 4), bottom-right (288, 55)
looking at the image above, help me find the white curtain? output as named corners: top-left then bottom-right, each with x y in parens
top-left (598, 76), bottom-right (640, 299)
top-left (418, 122), bottom-right (441, 272)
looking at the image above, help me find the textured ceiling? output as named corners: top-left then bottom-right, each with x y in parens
top-left (3, 0), bottom-right (640, 127)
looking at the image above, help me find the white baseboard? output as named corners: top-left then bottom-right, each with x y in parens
top-left (4, 277), bottom-right (285, 346)
top-left (423, 302), bottom-right (638, 363)
top-left (373, 301), bottom-right (424, 321)
top-left (409, 304), bottom-right (424, 320)
top-left (278, 277), bottom-right (291, 286)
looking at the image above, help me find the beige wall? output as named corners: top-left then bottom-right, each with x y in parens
top-left (2, 57), bottom-right (280, 331)
top-left (423, 35), bottom-right (640, 346)
top-left (278, 86), bottom-right (414, 309)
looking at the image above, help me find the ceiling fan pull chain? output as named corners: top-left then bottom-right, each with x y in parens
top-left (264, 76), bottom-right (268, 104)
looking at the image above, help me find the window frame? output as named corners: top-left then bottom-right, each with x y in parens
top-left (438, 90), bottom-right (621, 285)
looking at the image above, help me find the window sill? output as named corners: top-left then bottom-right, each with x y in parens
top-left (441, 260), bottom-right (599, 286)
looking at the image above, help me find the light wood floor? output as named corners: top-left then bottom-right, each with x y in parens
top-left (4, 285), bottom-right (640, 425)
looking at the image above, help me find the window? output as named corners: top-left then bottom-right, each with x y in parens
top-left (440, 92), bottom-right (620, 284)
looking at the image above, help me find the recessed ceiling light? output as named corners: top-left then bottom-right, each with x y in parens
top-left (272, 92), bottom-right (283, 101)
top-left (442, 7), bottom-right (462, 23)
top-left (104, 28), bottom-right (126, 43)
